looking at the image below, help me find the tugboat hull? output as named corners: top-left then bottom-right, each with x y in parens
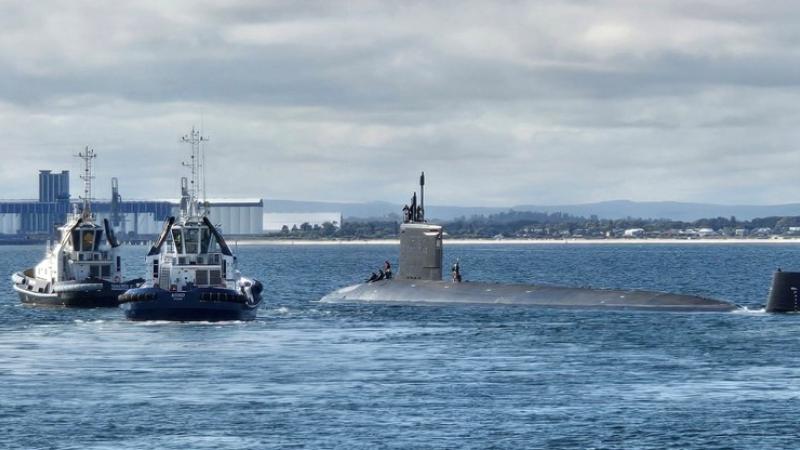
top-left (12, 272), bottom-right (143, 308)
top-left (119, 283), bottom-right (263, 321)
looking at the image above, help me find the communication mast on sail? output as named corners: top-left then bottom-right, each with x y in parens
top-left (111, 177), bottom-right (121, 227)
top-left (75, 147), bottom-right (97, 219)
top-left (419, 171), bottom-right (425, 222)
top-left (180, 126), bottom-right (209, 217)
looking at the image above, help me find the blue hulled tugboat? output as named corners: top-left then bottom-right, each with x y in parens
top-left (11, 149), bottom-right (143, 307)
top-left (118, 127), bottom-right (263, 321)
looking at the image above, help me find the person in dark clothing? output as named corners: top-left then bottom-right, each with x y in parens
top-left (384, 260), bottom-right (392, 279)
top-left (410, 193), bottom-right (417, 222)
top-left (367, 272), bottom-right (378, 282)
top-left (376, 269), bottom-right (385, 281)
top-left (452, 260), bottom-right (462, 283)
top-left (402, 205), bottom-right (410, 223)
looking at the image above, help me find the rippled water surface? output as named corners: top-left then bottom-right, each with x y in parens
top-left (2, 243), bottom-right (800, 449)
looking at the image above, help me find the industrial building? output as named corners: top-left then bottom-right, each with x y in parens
top-left (38, 170), bottom-right (70, 203)
top-left (0, 170), bottom-right (264, 237)
top-left (204, 199), bottom-right (264, 235)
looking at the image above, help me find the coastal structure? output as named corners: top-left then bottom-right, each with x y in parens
top-left (0, 170), bottom-right (262, 238)
top-left (623, 228), bottom-right (645, 238)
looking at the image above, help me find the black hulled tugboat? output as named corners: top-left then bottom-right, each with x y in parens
top-left (118, 127), bottom-right (263, 321)
top-left (11, 148), bottom-right (143, 307)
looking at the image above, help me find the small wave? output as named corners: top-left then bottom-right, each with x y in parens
top-left (73, 319), bottom-right (107, 325)
top-left (134, 320), bottom-right (173, 326)
top-left (192, 320), bottom-right (245, 326)
top-left (259, 306), bottom-right (293, 316)
top-left (133, 320), bottom-right (245, 326)
top-left (732, 306), bottom-right (767, 315)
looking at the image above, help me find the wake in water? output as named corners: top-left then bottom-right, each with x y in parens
top-left (732, 306), bottom-right (767, 315)
top-left (132, 320), bottom-right (248, 326)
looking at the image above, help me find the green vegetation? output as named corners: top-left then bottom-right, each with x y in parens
top-left (266, 211), bottom-right (800, 240)
top-left (274, 220), bottom-right (399, 239)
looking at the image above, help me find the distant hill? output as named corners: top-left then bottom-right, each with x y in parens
top-left (511, 200), bottom-right (800, 222)
top-left (263, 199), bottom-right (800, 222)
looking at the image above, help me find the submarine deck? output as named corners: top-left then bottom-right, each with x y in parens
top-left (321, 279), bottom-right (738, 312)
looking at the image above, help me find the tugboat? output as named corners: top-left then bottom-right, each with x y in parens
top-left (118, 127), bottom-right (263, 321)
top-left (11, 148), bottom-right (143, 307)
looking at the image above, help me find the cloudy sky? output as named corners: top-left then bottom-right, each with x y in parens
top-left (2, 0), bottom-right (799, 206)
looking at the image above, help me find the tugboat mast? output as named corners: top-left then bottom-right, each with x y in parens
top-left (180, 126), bottom-right (209, 218)
top-left (75, 147), bottom-right (96, 219)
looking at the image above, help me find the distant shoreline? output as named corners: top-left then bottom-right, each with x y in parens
top-left (231, 237), bottom-right (800, 246)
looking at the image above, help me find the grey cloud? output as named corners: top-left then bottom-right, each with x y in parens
top-left (0, 1), bottom-right (799, 207)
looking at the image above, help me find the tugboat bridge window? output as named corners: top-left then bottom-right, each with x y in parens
top-left (71, 230), bottom-right (79, 250)
top-left (81, 230), bottom-right (95, 252)
top-left (201, 228), bottom-right (211, 253)
top-left (185, 228), bottom-right (199, 254)
top-left (172, 229), bottom-right (183, 254)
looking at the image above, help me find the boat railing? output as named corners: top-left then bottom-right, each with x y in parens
top-left (72, 251), bottom-right (110, 262)
top-left (169, 253), bottom-right (223, 266)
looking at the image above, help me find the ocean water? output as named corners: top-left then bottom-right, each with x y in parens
top-left (2, 243), bottom-right (800, 449)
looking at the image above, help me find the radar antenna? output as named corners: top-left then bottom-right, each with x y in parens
top-left (179, 126), bottom-right (209, 218)
top-left (75, 147), bottom-right (97, 219)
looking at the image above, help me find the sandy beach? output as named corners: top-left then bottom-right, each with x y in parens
top-left (233, 237), bottom-right (800, 246)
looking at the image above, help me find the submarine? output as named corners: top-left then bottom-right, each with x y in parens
top-left (766, 270), bottom-right (800, 312)
top-left (321, 173), bottom-right (739, 313)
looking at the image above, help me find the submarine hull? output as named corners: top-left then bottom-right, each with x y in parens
top-left (766, 271), bottom-right (800, 313)
top-left (321, 279), bottom-right (737, 312)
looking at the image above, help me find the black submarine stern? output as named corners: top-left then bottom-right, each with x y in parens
top-left (766, 271), bottom-right (800, 313)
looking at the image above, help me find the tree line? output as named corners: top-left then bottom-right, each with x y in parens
top-left (267, 211), bottom-right (800, 239)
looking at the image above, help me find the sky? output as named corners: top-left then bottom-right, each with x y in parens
top-left (1, 0), bottom-right (799, 206)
